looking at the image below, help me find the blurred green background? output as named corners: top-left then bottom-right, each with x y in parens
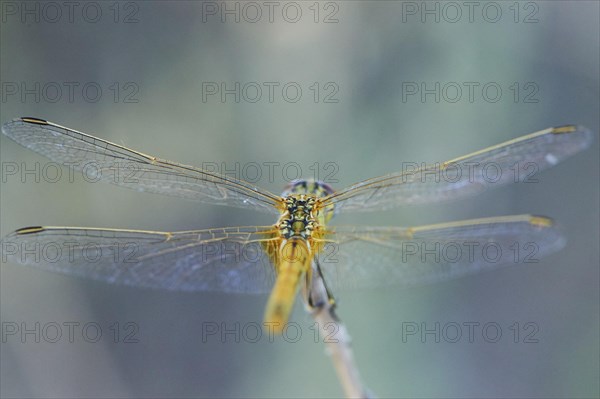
top-left (1, 1), bottom-right (598, 398)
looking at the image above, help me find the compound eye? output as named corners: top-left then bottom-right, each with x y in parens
top-left (317, 181), bottom-right (335, 196)
top-left (281, 179), bottom-right (309, 197)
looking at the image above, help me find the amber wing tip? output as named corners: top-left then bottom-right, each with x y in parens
top-left (528, 215), bottom-right (554, 228)
top-left (14, 226), bottom-right (46, 235)
top-left (20, 117), bottom-right (49, 125)
top-left (551, 125), bottom-right (578, 134)
top-left (552, 124), bottom-right (593, 138)
top-left (551, 125), bottom-right (594, 150)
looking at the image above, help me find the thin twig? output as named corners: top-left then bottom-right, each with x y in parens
top-left (303, 266), bottom-right (373, 399)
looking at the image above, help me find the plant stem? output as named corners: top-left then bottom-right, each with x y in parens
top-left (304, 267), bottom-right (373, 399)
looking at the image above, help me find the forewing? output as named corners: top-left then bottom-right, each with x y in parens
top-left (1, 226), bottom-right (278, 293)
top-left (1, 118), bottom-right (282, 214)
top-left (322, 126), bottom-right (592, 213)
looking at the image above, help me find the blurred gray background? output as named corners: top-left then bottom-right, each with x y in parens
top-left (1, 1), bottom-right (598, 398)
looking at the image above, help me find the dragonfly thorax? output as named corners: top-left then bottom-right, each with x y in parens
top-left (279, 179), bottom-right (334, 230)
top-left (277, 195), bottom-right (317, 239)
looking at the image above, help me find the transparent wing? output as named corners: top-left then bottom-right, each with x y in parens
top-left (317, 215), bottom-right (565, 291)
top-left (322, 126), bottom-right (593, 213)
top-left (1, 225), bottom-right (279, 293)
top-left (1, 117), bottom-right (283, 214)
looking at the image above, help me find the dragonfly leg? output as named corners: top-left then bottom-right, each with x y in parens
top-left (304, 259), bottom-right (338, 321)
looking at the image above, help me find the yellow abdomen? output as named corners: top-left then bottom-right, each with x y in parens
top-left (264, 238), bottom-right (311, 334)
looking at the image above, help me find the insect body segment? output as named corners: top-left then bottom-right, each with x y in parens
top-left (277, 195), bottom-right (317, 239)
top-left (264, 238), bottom-right (312, 334)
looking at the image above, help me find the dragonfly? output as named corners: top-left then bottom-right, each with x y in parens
top-left (0, 117), bottom-right (593, 333)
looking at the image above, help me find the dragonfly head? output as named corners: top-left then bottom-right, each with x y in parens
top-left (281, 179), bottom-right (334, 198)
